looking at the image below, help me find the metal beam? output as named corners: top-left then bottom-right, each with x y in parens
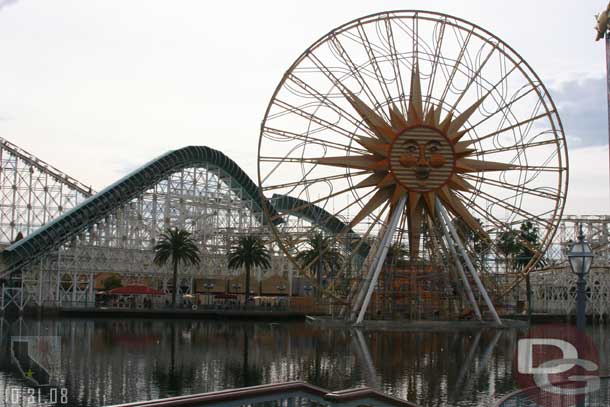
top-left (436, 198), bottom-right (502, 325)
top-left (439, 226), bottom-right (482, 320)
top-left (354, 195), bottom-right (407, 325)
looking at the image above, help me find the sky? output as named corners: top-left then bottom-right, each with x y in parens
top-left (0, 0), bottom-right (608, 215)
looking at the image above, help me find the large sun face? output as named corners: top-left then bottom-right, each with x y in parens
top-left (390, 126), bottom-right (455, 191)
top-left (312, 64), bottom-right (513, 257)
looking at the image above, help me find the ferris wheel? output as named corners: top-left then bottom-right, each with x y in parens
top-left (257, 11), bottom-right (568, 324)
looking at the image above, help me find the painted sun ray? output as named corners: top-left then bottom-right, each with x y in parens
top-left (455, 158), bottom-right (513, 173)
top-left (407, 191), bottom-right (422, 217)
top-left (315, 155), bottom-right (387, 170)
top-left (423, 192), bottom-right (436, 217)
top-left (376, 173), bottom-right (397, 189)
top-left (348, 186), bottom-right (394, 228)
top-left (439, 112), bottom-right (453, 132)
top-left (389, 104), bottom-right (409, 132)
top-left (407, 62), bottom-right (423, 122)
top-left (447, 96), bottom-right (486, 140)
top-left (407, 200), bottom-right (424, 259)
top-left (454, 141), bottom-right (476, 157)
top-left (356, 136), bottom-right (390, 157)
top-left (355, 172), bottom-right (387, 188)
top-left (390, 185), bottom-right (407, 208)
top-left (344, 90), bottom-right (395, 142)
top-left (451, 131), bottom-right (470, 148)
top-left (433, 105), bottom-right (442, 126)
top-left (438, 186), bottom-right (488, 239)
top-left (454, 139), bottom-right (476, 150)
top-left (447, 174), bottom-right (474, 191)
top-left (425, 105), bottom-right (437, 126)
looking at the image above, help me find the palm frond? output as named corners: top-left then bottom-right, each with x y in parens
top-left (226, 235), bottom-right (271, 271)
top-left (153, 227), bottom-right (200, 268)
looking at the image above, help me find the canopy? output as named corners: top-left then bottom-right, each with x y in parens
top-left (109, 285), bottom-right (164, 295)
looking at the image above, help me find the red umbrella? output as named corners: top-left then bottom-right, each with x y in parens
top-left (109, 285), bottom-right (164, 295)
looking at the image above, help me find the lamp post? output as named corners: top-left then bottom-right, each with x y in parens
top-left (567, 225), bottom-right (594, 331)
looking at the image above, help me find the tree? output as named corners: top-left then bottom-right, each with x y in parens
top-left (515, 221), bottom-right (543, 271)
top-left (153, 228), bottom-right (200, 308)
top-left (227, 235), bottom-right (271, 306)
top-left (497, 221), bottom-right (544, 321)
top-left (498, 221), bottom-right (543, 272)
top-left (295, 232), bottom-right (343, 297)
top-left (498, 229), bottom-right (520, 271)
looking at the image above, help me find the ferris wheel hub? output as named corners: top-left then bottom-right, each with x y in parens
top-left (390, 125), bottom-right (455, 191)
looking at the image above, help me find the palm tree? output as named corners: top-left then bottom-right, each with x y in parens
top-left (227, 235), bottom-right (271, 306)
top-left (153, 228), bottom-right (200, 308)
top-left (296, 232), bottom-right (343, 297)
top-left (498, 221), bottom-right (543, 272)
top-left (497, 221), bottom-right (544, 321)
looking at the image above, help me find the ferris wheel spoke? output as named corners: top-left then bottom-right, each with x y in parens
top-left (447, 41), bottom-right (499, 113)
top-left (455, 188), bottom-right (555, 229)
top-left (263, 170), bottom-right (370, 192)
top-left (473, 138), bottom-right (558, 156)
top-left (438, 27), bottom-right (474, 104)
top-left (423, 19), bottom-right (447, 111)
top-left (272, 99), bottom-right (362, 140)
top-left (270, 184), bottom-right (372, 223)
top-left (470, 112), bottom-right (551, 144)
top-left (464, 84), bottom-right (541, 135)
top-left (304, 52), bottom-right (362, 99)
top-left (458, 196), bottom-right (516, 232)
top-left (348, 186), bottom-right (394, 228)
top-left (263, 127), bottom-right (368, 155)
top-left (507, 164), bottom-right (566, 172)
top-left (326, 35), bottom-right (390, 121)
top-left (383, 18), bottom-right (409, 113)
top-left (353, 24), bottom-right (394, 105)
top-left (286, 73), bottom-right (369, 129)
top-left (461, 173), bottom-right (560, 201)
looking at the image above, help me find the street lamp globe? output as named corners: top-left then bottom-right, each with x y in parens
top-left (567, 225), bottom-right (594, 331)
top-left (567, 227), bottom-right (594, 277)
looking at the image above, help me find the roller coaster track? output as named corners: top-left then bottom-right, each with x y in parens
top-left (0, 137), bottom-right (93, 245)
top-left (0, 144), bottom-right (355, 278)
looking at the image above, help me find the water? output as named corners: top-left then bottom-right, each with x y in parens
top-left (0, 318), bottom-right (608, 407)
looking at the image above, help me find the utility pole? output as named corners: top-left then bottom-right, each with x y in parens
top-left (595, 2), bottom-right (610, 196)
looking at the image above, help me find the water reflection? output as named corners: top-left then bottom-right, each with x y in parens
top-left (0, 318), bottom-right (607, 407)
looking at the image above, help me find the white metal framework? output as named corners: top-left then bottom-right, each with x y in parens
top-left (15, 165), bottom-right (292, 310)
top-left (0, 137), bottom-right (91, 245)
top-left (0, 145), bottom-right (299, 311)
top-left (530, 216), bottom-right (610, 318)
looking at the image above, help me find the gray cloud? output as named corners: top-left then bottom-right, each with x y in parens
top-left (549, 77), bottom-right (609, 148)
